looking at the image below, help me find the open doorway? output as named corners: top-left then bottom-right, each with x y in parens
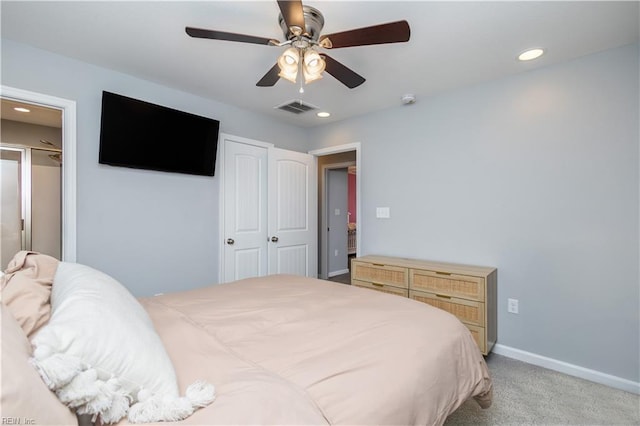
top-left (0, 86), bottom-right (77, 266)
top-left (1, 99), bottom-right (62, 269)
top-left (325, 164), bottom-right (352, 283)
top-left (309, 143), bottom-right (361, 282)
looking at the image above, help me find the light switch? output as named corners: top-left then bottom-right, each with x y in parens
top-left (376, 207), bottom-right (390, 218)
top-left (334, 208), bottom-right (340, 216)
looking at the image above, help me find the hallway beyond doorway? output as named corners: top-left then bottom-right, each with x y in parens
top-left (326, 253), bottom-right (356, 285)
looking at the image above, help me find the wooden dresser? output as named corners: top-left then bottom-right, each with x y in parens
top-left (351, 255), bottom-right (497, 355)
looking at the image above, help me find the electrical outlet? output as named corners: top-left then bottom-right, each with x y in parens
top-left (508, 298), bottom-right (519, 314)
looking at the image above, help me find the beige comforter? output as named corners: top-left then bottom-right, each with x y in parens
top-left (119, 274), bottom-right (492, 425)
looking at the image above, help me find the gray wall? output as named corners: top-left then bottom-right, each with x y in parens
top-left (327, 168), bottom-right (348, 276)
top-left (1, 39), bottom-right (308, 297)
top-left (308, 44), bottom-right (639, 383)
top-left (1, 119), bottom-right (62, 149)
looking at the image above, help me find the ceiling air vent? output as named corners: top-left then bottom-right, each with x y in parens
top-left (275, 100), bottom-right (317, 115)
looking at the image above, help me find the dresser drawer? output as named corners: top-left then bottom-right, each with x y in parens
top-left (409, 290), bottom-right (485, 327)
top-left (410, 270), bottom-right (485, 301)
top-left (354, 280), bottom-right (409, 297)
top-left (352, 261), bottom-right (408, 289)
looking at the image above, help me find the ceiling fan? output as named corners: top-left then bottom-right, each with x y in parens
top-left (185, 0), bottom-right (410, 89)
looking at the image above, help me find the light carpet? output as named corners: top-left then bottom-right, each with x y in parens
top-left (445, 353), bottom-right (640, 425)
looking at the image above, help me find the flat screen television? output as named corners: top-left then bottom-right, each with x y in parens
top-left (99, 91), bottom-right (220, 176)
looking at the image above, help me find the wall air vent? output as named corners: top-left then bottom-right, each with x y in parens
top-left (275, 100), bottom-right (317, 115)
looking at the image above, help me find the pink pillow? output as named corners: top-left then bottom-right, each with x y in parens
top-left (1, 251), bottom-right (59, 337)
top-left (0, 304), bottom-right (77, 424)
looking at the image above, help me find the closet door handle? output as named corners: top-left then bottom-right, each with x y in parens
top-left (270, 236), bottom-right (279, 243)
top-left (226, 238), bottom-right (235, 245)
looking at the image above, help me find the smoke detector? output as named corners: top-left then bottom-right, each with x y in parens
top-left (401, 94), bottom-right (416, 105)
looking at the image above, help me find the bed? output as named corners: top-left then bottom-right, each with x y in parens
top-left (1, 252), bottom-right (492, 426)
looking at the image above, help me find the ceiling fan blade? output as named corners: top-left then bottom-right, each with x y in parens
top-left (319, 20), bottom-right (410, 49)
top-left (186, 27), bottom-right (275, 45)
top-left (256, 63), bottom-right (281, 87)
top-left (322, 54), bottom-right (365, 89)
top-left (277, 0), bottom-right (305, 33)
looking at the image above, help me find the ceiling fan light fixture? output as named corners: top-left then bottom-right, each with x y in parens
top-left (303, 50), bottom-right (323, 68)
top-left (302, 49), bottom-right (325, 83)
top-left (281, 47), bottom-right (299, 65)
top-left (278, 47), bottom-right (300, 82)
top-left (303, 70), bottom-right (323, 84)
top-left (278, 68), bottom-right (298, 83)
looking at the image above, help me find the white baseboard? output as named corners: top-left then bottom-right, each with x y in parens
top-left (493, 344), bottom-right (640, 395)
top-left (328, 269), bottom-right (350, 278)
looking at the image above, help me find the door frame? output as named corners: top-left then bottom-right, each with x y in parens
top-left (0, 85), bottom-right (77, 262)
top-left (309, 142), bottom-right (361, 280)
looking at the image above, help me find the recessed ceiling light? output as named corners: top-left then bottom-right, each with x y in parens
top-left (317, 112), bottom-right (330, 118)
top-left (518, 48), bottom-right (545, 61)
top-left (13, 107), bottom-right (31, 113)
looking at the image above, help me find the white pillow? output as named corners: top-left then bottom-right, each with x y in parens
top-left (29, 262), bottom-right (215, 424)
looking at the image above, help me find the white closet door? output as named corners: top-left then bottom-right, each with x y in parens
top-left (223, 140), bottom-right (268, 282)
top-left (268, 147), bottom-right (317, 277)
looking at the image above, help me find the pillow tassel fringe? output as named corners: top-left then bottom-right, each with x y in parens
top-left (29, 350), bottom-right (83, 390)
top-left (127, 381), bottom-right (215, 423)
top-left (186, 380), bottom-right (216, 408)
top-left (56, 368), bottom-right (99, 407)
top-left (76, 378), bottom-right (113, 415)
top-left (77, 377), bottom-right (130, 424)
top-left (31, 348), bottom-right (216, 425)
top-left (100, 389), bottom-right (130, 425)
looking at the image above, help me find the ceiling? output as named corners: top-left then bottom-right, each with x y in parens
top-left (1, 1), bottom-right (638, 128)
top-left (1, 98), bottom-right (62, 128)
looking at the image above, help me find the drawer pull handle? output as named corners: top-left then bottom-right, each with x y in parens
top-left (372, 263), bottom-right (385, 267)
top-left (372, 283), bottom-right (384, 287)
top-left (435, 293), bottom-right (452, 299)
top-left (435, 271), bottom-right (452, 276)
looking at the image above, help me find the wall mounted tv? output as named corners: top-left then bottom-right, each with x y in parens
top-left (99, 91), bottom-right (220, 176)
